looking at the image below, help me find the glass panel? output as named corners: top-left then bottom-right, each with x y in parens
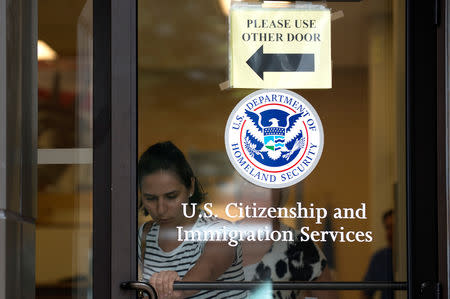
top-left (138, 0), bottom-right (405, 298)
top-left (36, 1), bottom-right (93, 298)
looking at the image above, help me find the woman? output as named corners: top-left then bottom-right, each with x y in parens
top-left (138, 141), bottom-right (246, 299)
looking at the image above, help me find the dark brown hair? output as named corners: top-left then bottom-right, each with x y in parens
top-left (138, 141), bottom-right (205, 216)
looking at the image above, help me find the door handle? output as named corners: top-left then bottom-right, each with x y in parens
top-left (120, 280), bottom-right (408, 298)
top-left (120, 281), bottom-right (157, 299)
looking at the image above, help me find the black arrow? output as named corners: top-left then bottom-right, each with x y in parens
top-left (246, 45), bottom-right (315, 80)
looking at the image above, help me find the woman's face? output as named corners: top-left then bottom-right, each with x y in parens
top-left (141, 170), bottom-right (194, 226)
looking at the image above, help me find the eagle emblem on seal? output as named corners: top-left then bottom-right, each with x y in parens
top-left (244, 109), bottom-right (306, 165)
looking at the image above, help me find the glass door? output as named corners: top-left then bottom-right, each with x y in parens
top-left (92, 0), bottom-right (443, 298)
top-left (36, 1), bottom-right (93, 298)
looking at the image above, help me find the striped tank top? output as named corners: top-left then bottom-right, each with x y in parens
top-left (138, 213), bottom-right (248, 299)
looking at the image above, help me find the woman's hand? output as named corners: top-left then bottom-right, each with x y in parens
top-left (149, 271), bottom-right (183, 299)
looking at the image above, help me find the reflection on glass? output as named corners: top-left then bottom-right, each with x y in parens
top-left (36, 0), bottom-right (92, 298)
top-left (138, 0), bottom-right (406, 298)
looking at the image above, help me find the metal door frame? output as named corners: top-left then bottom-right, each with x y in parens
top-left (92, 0), bottom-right (448, 298)
top-left (407, 0), bottom-right (446, 297)
top-left (93, 0), bottom-right (137, 298)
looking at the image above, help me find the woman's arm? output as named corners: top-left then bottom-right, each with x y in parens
top-left (184, 240), bottom-right (236, 282)
top-left (150, 241), bottom-right (236, 299)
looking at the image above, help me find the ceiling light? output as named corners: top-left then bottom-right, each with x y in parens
top-left (219, 0), bottom-right (246, 16)
top-left (218, 0), bottom-right (231, 16)
top-left (38, 40), bottom-right (58, 61)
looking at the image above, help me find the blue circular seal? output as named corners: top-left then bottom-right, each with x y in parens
top-left (225, 90), bottom-right (324, 188)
